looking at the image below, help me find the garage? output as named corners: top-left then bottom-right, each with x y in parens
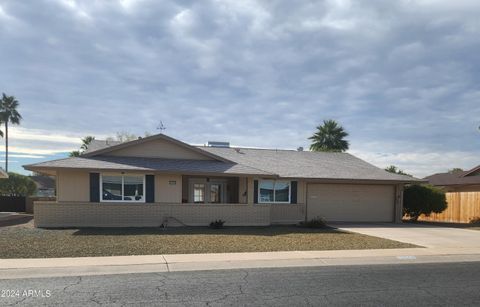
top-left (307, 184), bottom-right (395, 222)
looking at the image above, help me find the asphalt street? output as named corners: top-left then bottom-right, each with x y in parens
top-left (1, 262), bottom-right (479, 306)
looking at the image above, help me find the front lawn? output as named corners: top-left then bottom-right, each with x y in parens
top-left (0, 225), bottom-right (417, 259)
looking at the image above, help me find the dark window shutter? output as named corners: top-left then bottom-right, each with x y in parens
top-left (146, 175), bottom-right (155, 203)
top-left (90, 173), bottom-right (100, 202)
top-left (254, 180), bottom-right (259, 204)
top-left (291, 181), bottom-right (298, 204)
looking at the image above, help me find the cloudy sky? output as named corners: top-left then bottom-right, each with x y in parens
top-left (0, 0), bottom-right (479, 177)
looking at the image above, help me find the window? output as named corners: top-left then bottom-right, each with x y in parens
top-left (259, 180), bottom-right (291, 203)
top-left (193, 183), bottom-right (205, 203)
top-left (101, 174), bottom-right (145, 202)
top-left (210, 183), bottom-right (221, 203)
top-left (259, 180), bottom-right (274, 202)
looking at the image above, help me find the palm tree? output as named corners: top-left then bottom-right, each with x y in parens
top-left (80, 136), bottom-right (95, 151)
top-left (0, 93), bottom-right (22, 172)
top-left (69, 136), bottom-right (95, 157)
top-left (309, 119), bottom-right (349, 152)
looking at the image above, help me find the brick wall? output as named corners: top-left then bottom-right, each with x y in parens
top-left (270, 204), bottom-right (305, 224)
top-left (26, 197), bottom-right (56, 214)
top-left (34, 202), bottom-right (272, 228)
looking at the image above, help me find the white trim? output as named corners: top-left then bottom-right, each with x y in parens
top-left (100, 173), bottom-right (146, 203)
top-left (258, 180), bottom-right (291, 204)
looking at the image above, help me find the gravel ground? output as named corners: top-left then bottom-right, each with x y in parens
top-left (0, 223), bottom-right (417, 258)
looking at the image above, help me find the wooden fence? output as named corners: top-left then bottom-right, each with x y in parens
top-left (418, 192), bottom-right (480, 223)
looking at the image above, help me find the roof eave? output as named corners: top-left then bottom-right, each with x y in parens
top-left (429, 182), bottom-right (480, 187)
top-left (461, 165), bottom-right (480, 177)
top-left (289, 177), bottom-right (427, 184)
top-left (23, 165), bottom-right (276, 178)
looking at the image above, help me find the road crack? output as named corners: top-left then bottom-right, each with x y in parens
top-left (63, 276), bottom-right (82, 292)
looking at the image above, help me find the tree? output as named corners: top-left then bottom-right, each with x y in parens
top-left (80, 136), bottom-right (95, 151)
top-left (69, 136), bottom-right (95, 157)
top-left (69, 150), bottom-right (81, 157)
top-left (0, 172), bottom-right (37, 196)
top-left (309, 120), bottom-right (349, 152)
top-left (403, 185), bottom-right (447, 221)
top-left (0, 93), bottom-right (22, 172)
top-left (448, 168), bottom-right (464, 173)
top-left (107, 131), bottom-right (138, 143)
top-left (385, 165), bottom-right (412, 177)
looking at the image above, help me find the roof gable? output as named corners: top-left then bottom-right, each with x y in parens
top-left (462, 165), bottom-right (480, 177)
top-left (82, 134), bottom-right (231, 162)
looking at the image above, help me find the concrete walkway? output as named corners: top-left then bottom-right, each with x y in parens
top-left (332, 223), bottom-right (480, 248)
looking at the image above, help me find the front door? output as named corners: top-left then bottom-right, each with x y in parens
top-left (189, 179), bottom-right (227, 203)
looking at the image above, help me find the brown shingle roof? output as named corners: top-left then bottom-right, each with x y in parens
top-left (425, 165), bottom-right (480, 186)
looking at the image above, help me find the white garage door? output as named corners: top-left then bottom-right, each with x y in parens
top-left (307, 184), bottom-right (395, 222)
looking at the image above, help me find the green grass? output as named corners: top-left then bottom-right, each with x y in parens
top-left (0, 225), bottom-right (418, 259)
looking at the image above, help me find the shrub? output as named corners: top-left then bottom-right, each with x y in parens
top-left (403, 184), bottom-right (447, 221)
top-left (209, 219), bottom-right (225, 229)
top-left (0, 172), bottom-right (37, 196)
top-left (299, 217), bottom-right (327, 228)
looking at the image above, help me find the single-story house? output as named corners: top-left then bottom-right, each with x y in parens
top-left (30, 175), bottom-right (56, 197)
top-left (24, 133), bottom-right (420, 228)
top-left (0, 167), bottom-right (7, 178)
top-left (425, 166), bottom-right (480, 192)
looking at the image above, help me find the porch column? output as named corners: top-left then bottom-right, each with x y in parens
top-left (238, 177), bottom-right (249, 204)
top-left (394, 184), bottom-right (404, 223)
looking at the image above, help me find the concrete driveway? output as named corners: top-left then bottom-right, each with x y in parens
top-left (332, 223), bottom-right (480, 249)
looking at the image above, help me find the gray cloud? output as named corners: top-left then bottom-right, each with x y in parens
top-left (0, 0), bottom-right (479, 177)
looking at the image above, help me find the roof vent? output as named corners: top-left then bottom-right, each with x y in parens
top-left (207, 141), bottom-right (230, 148)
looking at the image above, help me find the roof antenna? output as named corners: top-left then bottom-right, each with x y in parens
top-left (157, 121), bottom-right (167, 132)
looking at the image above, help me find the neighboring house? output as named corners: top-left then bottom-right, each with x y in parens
top-left (425, 166), bottom-right (480, 192)
top-left (30, 175), bottom-right (56, 197)
top-left (0, 168), bottom-right (7, 179)
top-left (423, 166), bottom-right (480, 223)
top-left (24, 133), bottom-right (420, 228)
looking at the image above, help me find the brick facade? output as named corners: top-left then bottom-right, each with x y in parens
top-left (33, 201), bottom-right (290, 227)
